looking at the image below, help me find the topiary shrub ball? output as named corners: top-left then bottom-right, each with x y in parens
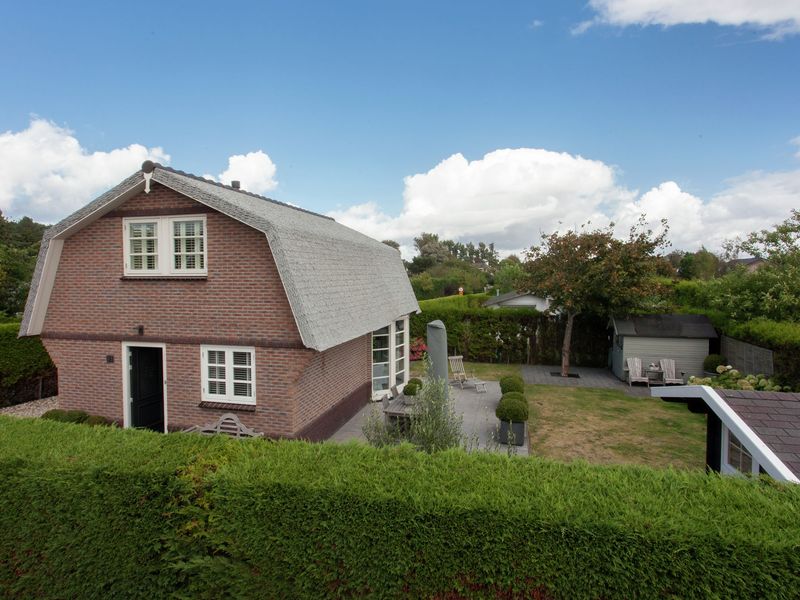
top-left (403, 382), bottom-right (419, 396)
top-left (495, 396), bottom-right (529, 422)
top-left (407, 378), bottom-right (423, 387)
top-left (501, 391), bottom-right (525, 403)
top-left (499, 375), bottom-right (525, 395)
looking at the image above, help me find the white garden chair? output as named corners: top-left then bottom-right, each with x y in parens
top-left (626, 357), bottom-right (650, 387)
top-left (659, 359), bottom-right (685, 385)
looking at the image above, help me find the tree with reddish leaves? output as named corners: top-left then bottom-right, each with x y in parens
top-left (521, 218), bottom-right (669, 377)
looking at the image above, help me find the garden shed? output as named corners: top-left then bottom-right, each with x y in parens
top-left (610, 314), bottom-right (717, 381)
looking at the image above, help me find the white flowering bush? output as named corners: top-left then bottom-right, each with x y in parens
top-left (688, 365), bottom-right (790, 392)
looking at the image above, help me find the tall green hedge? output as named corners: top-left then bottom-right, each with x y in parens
top-left (2, 417), bottom-right (800, 599)
top-left (675, 307), bottom-right (800, 389)
top-left (0, 322), bottom-right (54, 385)
top-left (411, 303), bottom-right (608, 366)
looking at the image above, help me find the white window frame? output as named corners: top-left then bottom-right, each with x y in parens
top-left (123, 215), bottom-right (207, 276)
top-left (371, 315), bottom-right (409, 399)
top-left (721, 425), bottom-right (760, 476)
top-left (200, 345), bottom-right (256, 405)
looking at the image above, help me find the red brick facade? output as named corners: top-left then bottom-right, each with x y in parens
top-left (41, 183), bottom-right (370, 438)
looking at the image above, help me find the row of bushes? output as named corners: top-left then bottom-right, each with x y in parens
top-left (42, 409), bottom-right (115, 426)
top-left (0, 322), bottom-right (57, 407)
top-left (1, 417), bottom-right (799, 598)
top-left (412, 297), bottom-right (608, 366)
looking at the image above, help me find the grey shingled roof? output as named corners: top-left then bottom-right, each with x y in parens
top-left (21, 166), bottom-right (418, 352)
top-left (613, 314), bottom-right (717, 339)
top-left (717, 389), bottom-right (800, 479)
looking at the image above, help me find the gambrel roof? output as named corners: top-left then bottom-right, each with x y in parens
top-left (20, 164), bottom-right (418, 352)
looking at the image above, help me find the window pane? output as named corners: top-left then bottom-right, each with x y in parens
top-left (372, 336), bottom-right (389, 350)
top-left (395, 319), bottom-right (405, 332)
top-left (395, 332), bottom-right (404, 346)
top-left (374, 326), bottom-right (389, 335)
top-left (395, 372), bottom-right (405, 385)
top-left (395, 358), bottom-right (404, 373)
top-left (373, 377), bottom-right (389, 392)
top-left (373, 363), bottom-right (389, 378)
top-left (372, 349), bottom-right (389, 363)
top-left (233, 382), bottom-right (252, 397)
top-left (173, 219), bottom-right (205, 271)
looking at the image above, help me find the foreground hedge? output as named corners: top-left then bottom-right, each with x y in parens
top-left (1, 418), bottom-right (800, 598)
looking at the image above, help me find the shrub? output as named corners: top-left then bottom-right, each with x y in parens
top-left (42, 409), bottom-right (89, 423)
top-left (3, 416), bottom-right (799, 599)
top-left (407, 377), bottom-right (423, 387)
top-left (500, 391), bottom-right (525, 403)
top-left (703, 354), bottom-right (726, 372)
top-left (364, 359), bottom-right (463, 453)
top-left (495, 396), bottom-right (529, 422)
top-left (0, 322), bottom-right (55, 385)
top-left (403, 382), bottom-right (419, 396)
top-left (85, 415), bottom-right (113, 427)
top-left (689, 366), bottom-right (790, 392)
top-left (499, 375), bottom-right (525, 395)
top-left (409, 338), bottom-right (427, 361)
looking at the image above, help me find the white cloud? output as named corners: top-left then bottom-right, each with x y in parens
top-left (580, 0), bottom-right (800, 38)
top-left (211, 151), bottom-right (278, 194)
top-left (0, 118), bottom-right (169, 223)
top-left (528, 19), bottom-right (544, 29)
top-left (329, 148), bottom-right (629, 258)
top-left (331, 145), bottom-right (800, 258)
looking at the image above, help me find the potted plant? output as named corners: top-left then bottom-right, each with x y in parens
top-left (495, 393), bottom-right (529, 446)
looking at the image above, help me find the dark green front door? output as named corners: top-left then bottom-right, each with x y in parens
top-left (129, 347), bottom-right (164, 432)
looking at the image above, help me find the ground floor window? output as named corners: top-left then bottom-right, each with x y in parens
top-left (372, 316), bottom-right (409, 397)
top-left (201, 345), bottom-right (256, 404)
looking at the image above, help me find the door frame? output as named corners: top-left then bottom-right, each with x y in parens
top-left (121, 341), bottom-right (168, 433)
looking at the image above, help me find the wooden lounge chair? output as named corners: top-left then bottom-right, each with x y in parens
top-left (626, 357), bottom-right (650, 387)
top-left (448, 355), bottom-right (475, 388)
top-left (183, 412), bottom-right (263, 438)
top-left (659, 359), bottom-right (685, 385)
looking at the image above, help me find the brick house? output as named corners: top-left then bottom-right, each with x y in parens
top-left (20, 162), bottom-right (418, 439)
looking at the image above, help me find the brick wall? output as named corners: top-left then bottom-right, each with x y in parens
top-left (41, 183), bottom-right (370, 437)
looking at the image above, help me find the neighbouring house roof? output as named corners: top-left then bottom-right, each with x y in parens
top-left (730, 257), bottom-right (765, 267)
top-left (20, 164), bottom-right (419, 352)
top-left (612, 314), bottom-right (717, 339)
top-left (652, 386), bottom-right (800, 483)
top-left (483, 291), bottom-right (543, 307)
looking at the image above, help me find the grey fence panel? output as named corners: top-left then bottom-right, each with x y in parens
top-left (721, 335), bottom-right (774, 376)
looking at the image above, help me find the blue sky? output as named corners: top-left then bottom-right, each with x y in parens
top-left (1, 0), bottom-right (799, 255)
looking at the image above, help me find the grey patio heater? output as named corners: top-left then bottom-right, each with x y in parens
top-left (426, 320), bottom-right (448, 396)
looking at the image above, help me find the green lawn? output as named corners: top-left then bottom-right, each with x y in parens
top-left (412, 360), bottom-right (706, 470)
top-left (527, 384), bottom-right (706, 471)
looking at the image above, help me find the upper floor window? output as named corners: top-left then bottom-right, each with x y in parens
top-left (123, 216), bottom-right (207, 276)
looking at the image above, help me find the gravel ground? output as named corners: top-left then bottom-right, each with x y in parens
top-left (0, 397), bottom-right (58, 418)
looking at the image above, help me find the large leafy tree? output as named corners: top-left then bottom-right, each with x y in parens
top-left (521, 219), bottom-right (669, 376)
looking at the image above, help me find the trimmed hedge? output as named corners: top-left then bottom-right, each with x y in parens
top-left (0, 322), bottom-right (57, 407)
top-left (496, 395), bottom-right (529, 422)
top-left (411, 304), bottom-right (608, 366)
top-left (499, 375), bottom-right (525, 395)
top-left (2, 417), bottom-right (800, 598)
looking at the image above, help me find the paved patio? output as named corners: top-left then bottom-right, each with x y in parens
top-left (522, 365), bottom-right (651, 397)
top-left (329, 381), bottom-right (529, 455)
